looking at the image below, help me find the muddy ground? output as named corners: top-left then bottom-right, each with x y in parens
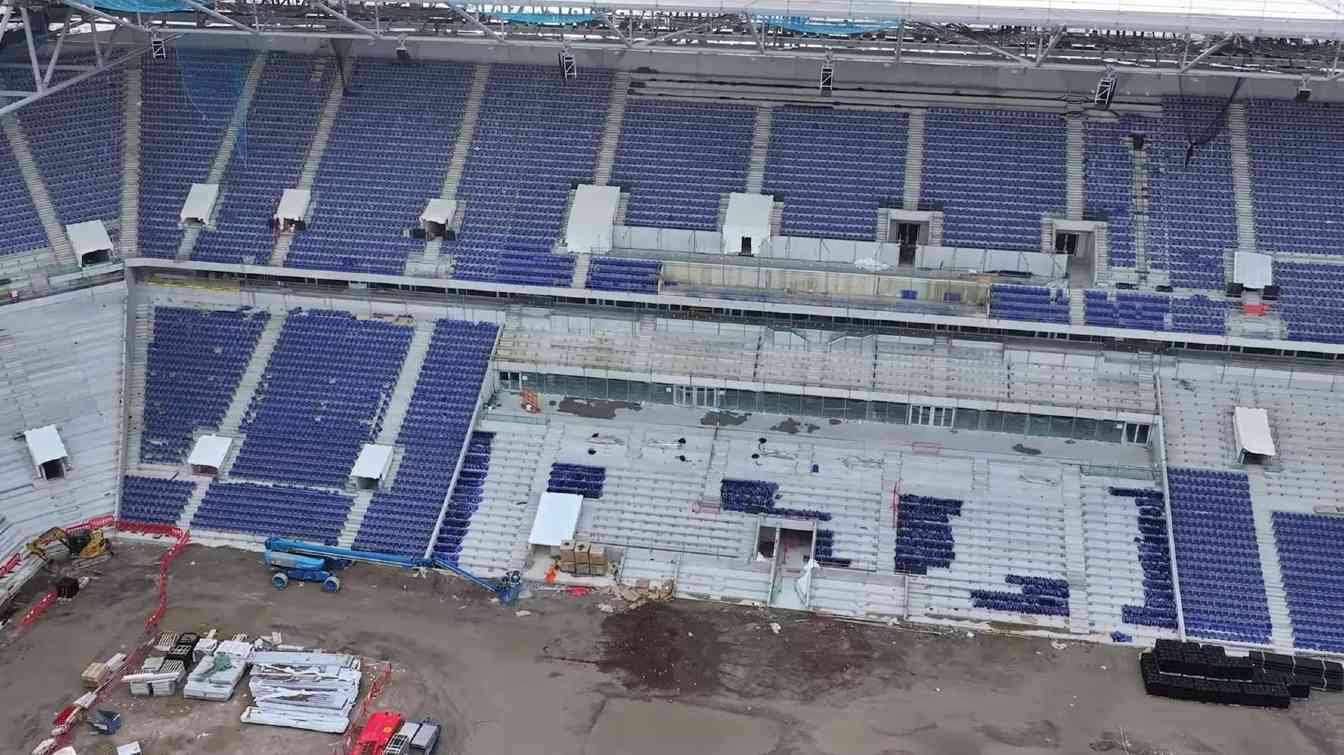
top-left (2, 542), bottom-right (1342, 755)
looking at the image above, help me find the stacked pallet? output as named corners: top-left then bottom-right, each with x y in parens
top-left (558, 538), bottom-right (607, 576)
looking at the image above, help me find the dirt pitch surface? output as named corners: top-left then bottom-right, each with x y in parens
top-left (2, 542), bottom-right (1343, 755)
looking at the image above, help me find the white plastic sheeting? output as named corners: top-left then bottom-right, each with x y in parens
top-left (23, 425), bottom-right (67, 468)
top-left (565, 185), bottom-right (621, 254)
top-left (1234, 406), bottom-right (1277, 458)
top-left (721, 193), bottom-right (773, 256)
top-left (181, 183), bottom-right (219, 224)
top-left (188, 434), bottom-right (232, 470)
top-left (528, 492), bottom-right (582, 546)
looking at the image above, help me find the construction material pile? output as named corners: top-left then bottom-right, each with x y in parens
top-left (242, 651), bottom-right (362, 733)
top-left (183, 638), bottom-right (252, 701)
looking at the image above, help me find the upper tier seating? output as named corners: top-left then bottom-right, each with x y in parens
top-left (922, 108), bottom-right (1066, 251)
top-left (230, 310), bottom-right (411, 488)
top-left (892, 494), bottom-right (963, 575)
top-left (353, 319), bottom-right (498, 556)
top-left (433, 431), bottom-right (495, 565)
top-left (1147, 98), bottom-right (1237, 290)
top-left (3, 60), bottom-right (123, 229)
top-left (1272, 512), bottom-right (1344, 653)
top-left (1166, 468), bottom-right (1272, 644)
top-left (1248, 100), bottom-right (1344, 257)
top-left (0, 138), bottom-right (46, 256)
top-left (990, 285), bottom-right (1069, 324)
top-left (763, 106), bottom-right (906, 241)
top-left (286, 60), bottom-right (472, 274)
top-left (119, 476), bottom-right (196, 526)
top-left (612, 99), bottom-right (754, 231)
top-left (1085, 291), bottom-right (1169, 330)
top-left (138, 50), bottom-right (251, 258)
top-left (195, 53), bottom-right (334, 264)
top-left (141, 306), bottom-right (269, 464)
top-left (586, 257), bottom-right (660, 293)
top-left (1084, 116), bottom-right (1151, 268)
top-left (1273, 262), bottom-right (1344, 344)
top-left (192, 481), bottom-right (352, 544)
top-left (448, 65), bottom-right (609, 286)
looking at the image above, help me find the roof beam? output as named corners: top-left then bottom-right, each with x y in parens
top-left (1180, 35), bottom-right (1236, 74)
top-left (62, 0), bottom-right (153, 35)
top-left (1035, 27), bottom-right (1065, 67)
top-left (932, 24), bottom-right (1034, 68)
top-left (310, 0), bottom-right (383, 40)
top-left (41, 17), bottom-right (71, 89)
top-left (180, 0), bottom-right (259, 35)
top-left (594, 10), bottom-right (632, 48)
top-left (0, 41), bottom-right (151, 117)
top-left (446, 3), bottom-right (506, 43)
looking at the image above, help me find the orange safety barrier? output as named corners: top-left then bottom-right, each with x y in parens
top-left (520, 389), bottom-right (541, 414)
top-left (116, 521), bottom-right (190, 633)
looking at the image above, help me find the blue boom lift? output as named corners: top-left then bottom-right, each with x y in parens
top-left (263, 538), bottom-right (524, 604)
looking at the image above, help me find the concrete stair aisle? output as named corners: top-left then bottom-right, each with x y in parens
top-left (217, 311), bottom-right (285, 437)
top-left (1246, 468), bottom-right (1297, 651)
top-left (175, 52), bottom-right (268, 262)
top-left (417, 63), bottom-right (491, 268)
top-left (174, 480), bottom-right (209, 530)
top-left (1066, 116), bottom-right (1085, 219)
top-left (335, 491), bottom-right (375, 548)
top-left (770, 202), bottom-right (783, 237)
top-left (571, 252), bottom-right (591, 288)
top-left (716, 194), bottom-right (730, 228)
top-left (125, 304), bottom-right (153, 465)
top-left (1060, 466), bottom-right (1092, 634)
top-left (593, 71), bottom-right (632, 186)
top-left (265, 57), bottom-right (345, 268)
top-left (615, 193), bottom-right (629, 226)
top-left (1069, 289), bottom-right (1086, 326)
top-left (928, 213), bottom-right (944, 246)
top-left (120, 65), bottom-right (143, 258)
top-left (1092, 225), bottom-right (1111, 286)
top-left (374, 320), bottom-right (436, 445)
top-left (1131, 144), bottom-right (1150, 275)
top-left (2, 115), bottom-right (76, 267)
top-left (901, 110), bottom-right (926, 210)
top-left (1227, 103), bottom-right (1258, 255)
top-left (744, 104), bottom-right (773, 194)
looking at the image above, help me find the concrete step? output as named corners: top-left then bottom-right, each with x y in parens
top-left (440, 63), bottom-right (491, 199)
top-left (337, 491), bottom-right (376, 548)
top-left (902, 109), bottom-right (926, 211)
top-left (744, 104), bottom-right (773, 194)
top-left (571, 252), bottom-right (591, 288)
top-left (120, 66), bottom-right (143, 258)
top-left (1226, 103), bottom-right (1258, 256)
top-left (175, 479), bottom-right (210, 530)
top-left (375, 320), bottom-right (436, 445)
top-left (593, 70), bottom-right (631, 187)
top-left (1066, 116), bottom-right (1085, 220)
top-left (297, 56), bottom-right (345, 189)
top-left (218, 311), bottom-right (286, 436)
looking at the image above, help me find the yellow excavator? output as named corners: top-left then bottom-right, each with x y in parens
top-left (26, 527), bottom-right (111, 565)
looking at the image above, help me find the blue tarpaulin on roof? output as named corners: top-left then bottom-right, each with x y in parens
top-left (91, 0), bottom-right (197, 12)
top-left (489, 12), bottom-right (594, 25)
top-left (759, 16), bottom-right (898, 36)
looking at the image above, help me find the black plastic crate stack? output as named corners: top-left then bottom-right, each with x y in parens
top-left (166, 632), bottom-right (200, 666)
top-left (1249, 651), bottom-right (1344, 695)
top-left (1142, 639), bottom-right (1344, 709)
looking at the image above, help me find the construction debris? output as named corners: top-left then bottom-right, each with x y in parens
top-left (183, 639), bottom-right (252, 701)
top-left (241, 651), bottom-right (362, 734)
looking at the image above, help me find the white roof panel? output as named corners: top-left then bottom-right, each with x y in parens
top-left (420, 198), bottom-right (458, 225)
top-left (23, 425), bottom-right (67, 467)
top-left (527, 492), bottom-right (583, 546)
top-left (1233, 251), bottom-right (1274, 289)
top-left (1234, 406), bottom-right (1277, 457)
top-left (352, 443), bottom-right (395, 480)
top-left (181, 183), bottom-right (219, 223)
top-left (275, 188), bottom-right (311, 222)
top-left (188, 435), bottom-right (233, 468)
top-left (66, 221), bottom-right (113, 256)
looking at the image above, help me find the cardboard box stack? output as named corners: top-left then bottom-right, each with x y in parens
top-left (557, 538), bottom-right (607, 577)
